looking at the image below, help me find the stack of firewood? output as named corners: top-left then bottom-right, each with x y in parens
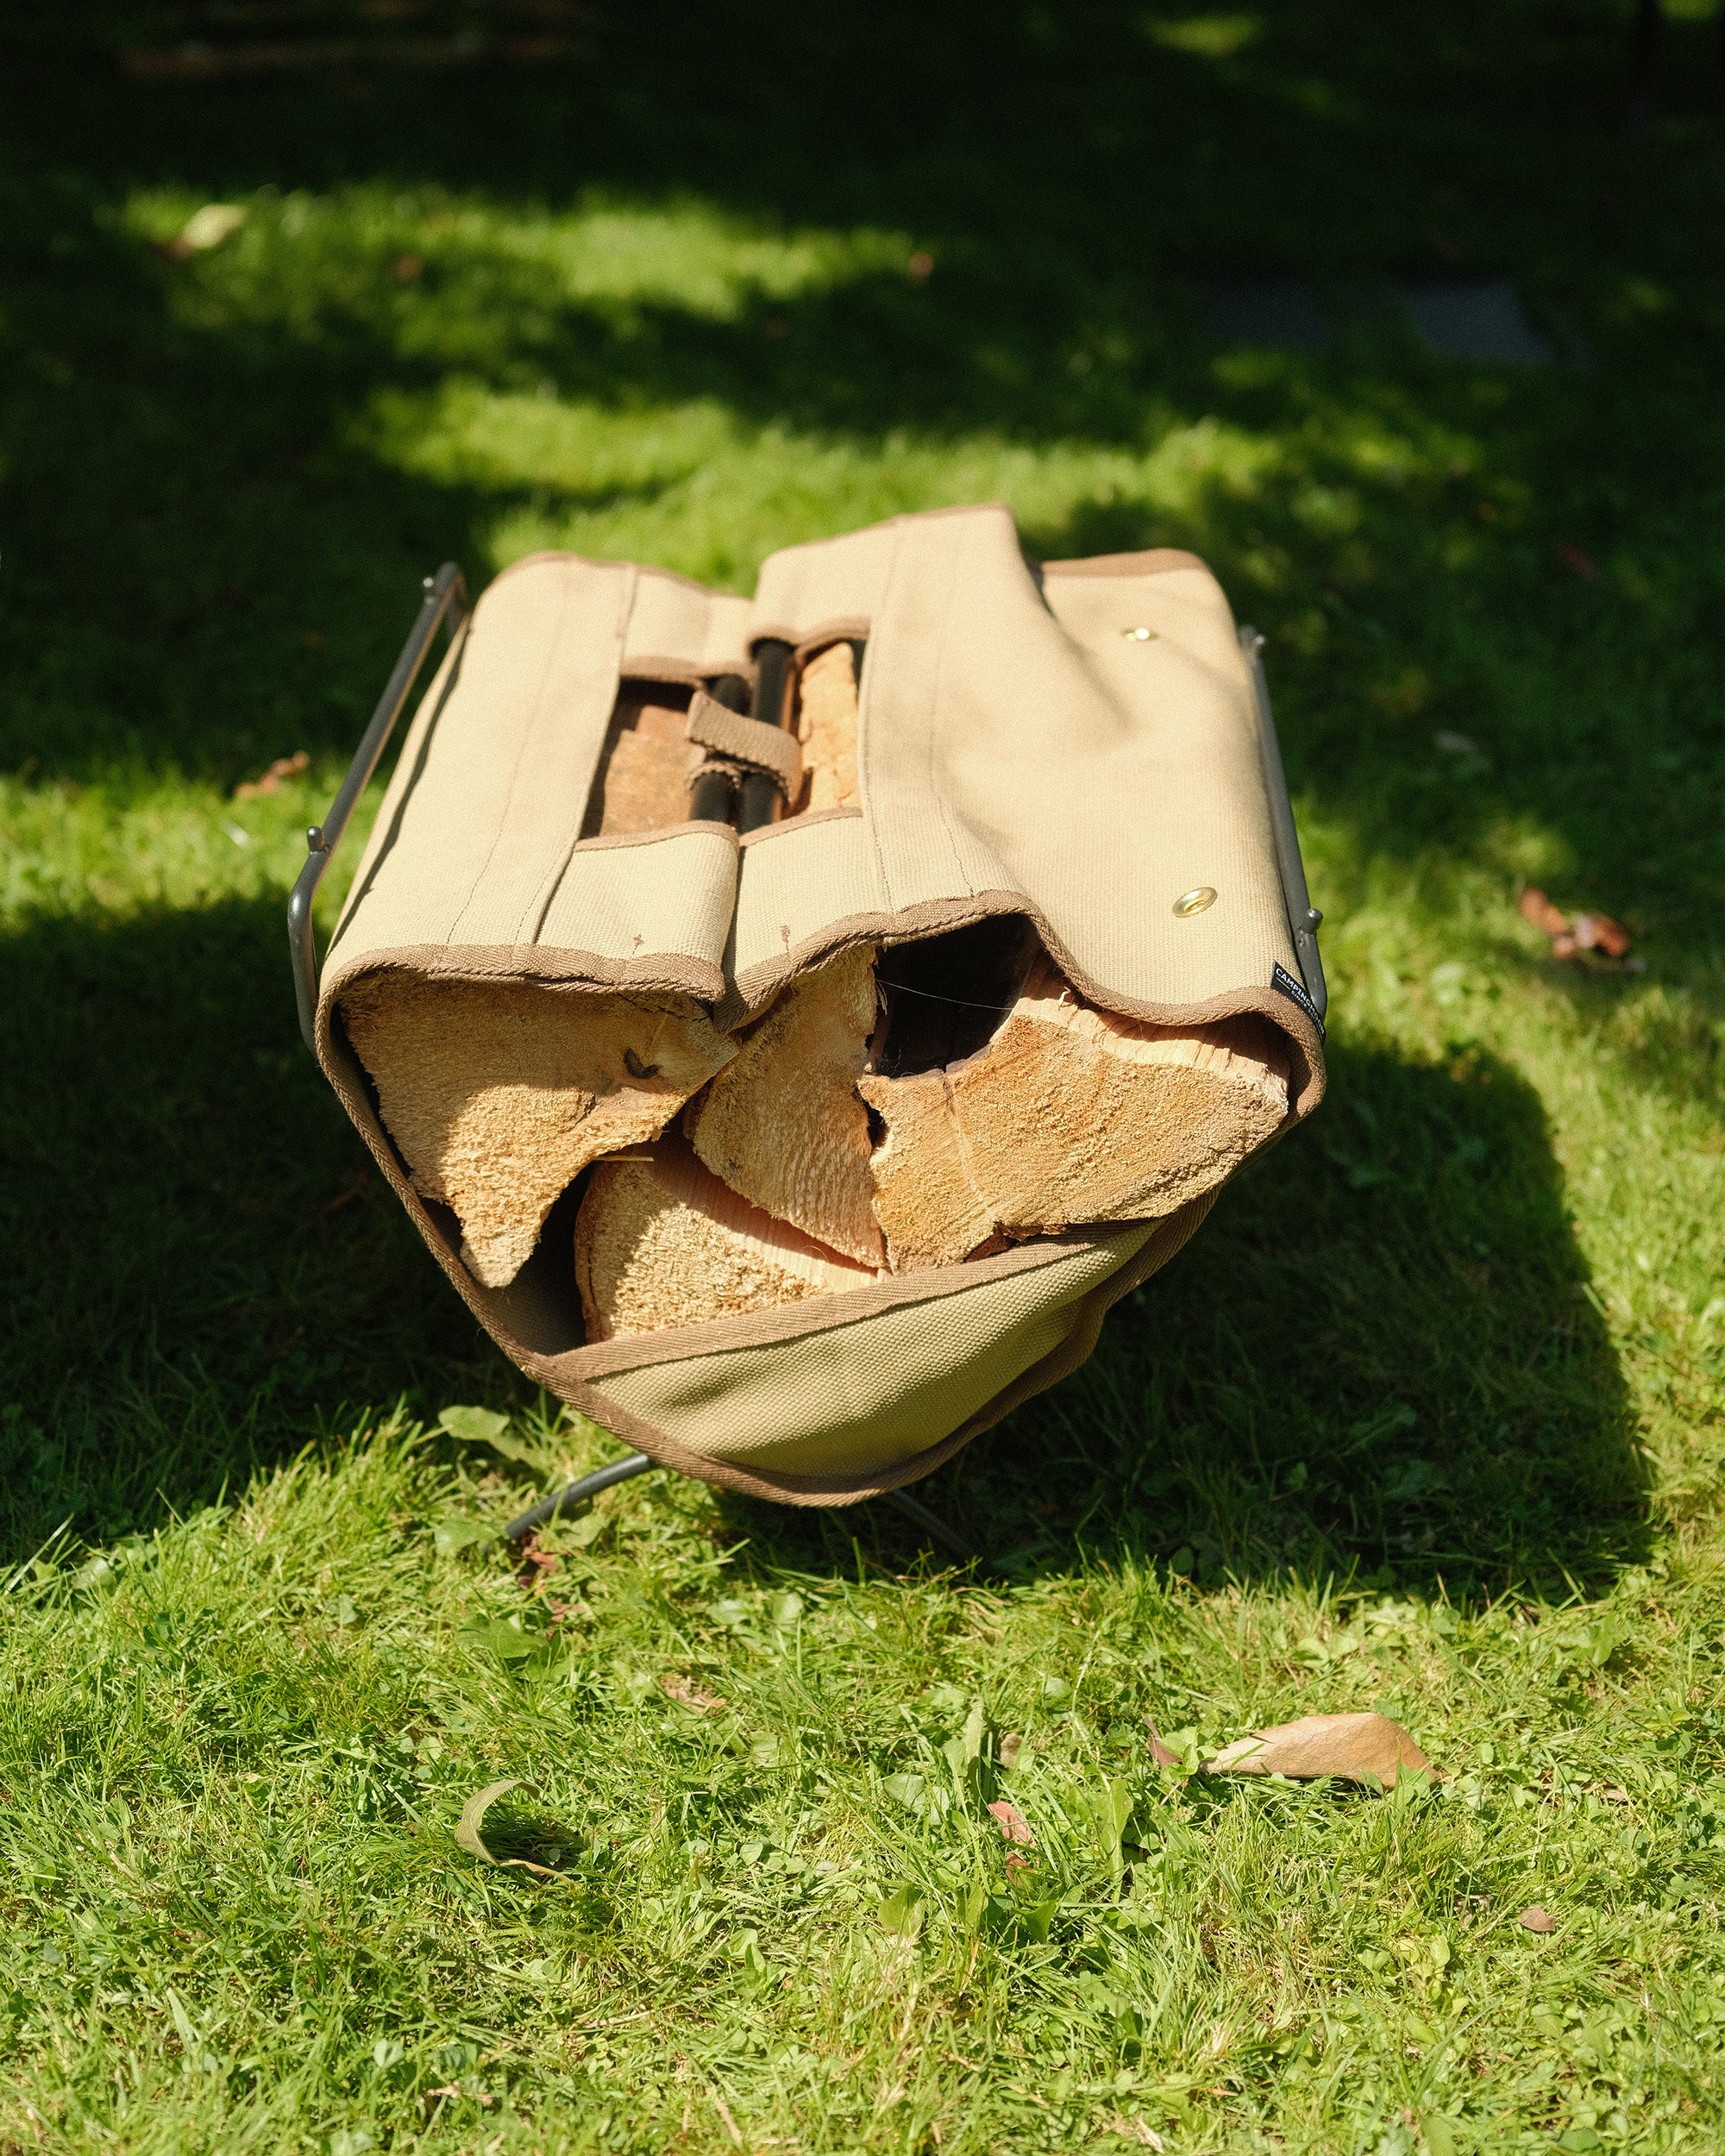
top-left (341, 642), bottom-right (1289, 1340)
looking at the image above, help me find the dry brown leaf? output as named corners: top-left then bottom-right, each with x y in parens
top-left (1146, 1721), bottom-right (1181, 1770)
top-left (661, 1675), bottom-right (727, 1714)
top-left (1571, 911), bottom-right (1631, 958)
top-left (234, 749), bottom-right (310, 799)
top-left (997, 1732), bottom-right (1023, 1771)
top-left (1519, 886), bottom-right (1570, 937)
top-left (1518, 1904), bottom-right (1556, 1934)
top-left (1201, 1712), bottom-right (1433, 1790)
top-left (988, 1799), bottom-right (1034, 1846)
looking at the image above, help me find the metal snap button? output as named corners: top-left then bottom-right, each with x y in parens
top-left (1173, 887), bottom-right (1217, 917)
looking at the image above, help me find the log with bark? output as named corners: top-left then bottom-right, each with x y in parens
top-left (857, 952), bottom-right (1289, 1270)
top-left (794, 640), bottom-right (860, 813)
top-left (683, 943), bottom-right (884, 1265)
top-left (575, 1132), bottom-right (880, 1340)
top-left (580, 690), bottom-right (699, 838)
top-left (340, 975), bottom-right (737, 1288)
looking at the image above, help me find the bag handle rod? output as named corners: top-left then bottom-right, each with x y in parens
top-left (288, 562), bottom-right (469, 1053)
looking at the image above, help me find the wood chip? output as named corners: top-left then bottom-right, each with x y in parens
top-left (1201, 1712), bottom-right (1433, 1790)
top-left (859, 953), bottom-right (1289, 1270)
top-left (686, 945), bottom-right (883, 1264)
top-left (341, 975), bottom-right (737, 1287)
top-left (574, 1132), bottom-right (880, 1340)
top-left (795, 640), bottom-right (860, 812)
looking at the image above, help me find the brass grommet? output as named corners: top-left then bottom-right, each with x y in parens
top-left (1121, 625), bottom-right (1157, 642)
top-left (1173, 886), bottom-right (1217, 917)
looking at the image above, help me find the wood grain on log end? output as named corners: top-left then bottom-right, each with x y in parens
top-left (574, 1132), bottom-right (879, 1340)
top-left (341, 975), bottom-right (737, 1288)
top-left (684, 944), bottom-right (885, 1264)
top-left (859, 953), bottom-right (1289, 1271)
top-left (795, 641), bottom-right (859, 814)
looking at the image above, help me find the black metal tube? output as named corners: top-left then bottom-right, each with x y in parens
top-left (1239, 625), bottom-right (1326, 1019)
top-left (737, 639), bottom-right (793, 833)
top-left (289, 562), bottom-right (467, 1051)
top-left (505, 1452), bottom-right (655, 1542)
top-left (881, 1485), bottom-right (979, 1564)
top-left (685, 672), bottom-right (750, 825)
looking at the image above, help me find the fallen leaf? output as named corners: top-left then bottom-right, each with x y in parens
top-left (1146, 1721), bottom-right (1181, 1770)
top-left (1571, 912), bottom-right (1631, 959)
top-left (1518, 1904), bottom-right (1556, 1934)
top-left (1519, 885), bottom-right (1570, 937)
top-left (391, 253), bottom-right (424, 283)
top-left (1201, 1712), bottom-right (1433, 1790)
top-left (988, 1799), bottom-right (1034, 1846)
top-left (1603, 1786), bottom-right (1630, 1804)
top-left (661, 1675), bottom-right (727, 1714)
top-left (168, 203), bottom-right (247, 259)
top-left (453, 1779), bottom-right (561, 1880)
top-left (998, 1732), bottom-right (1023, 1771)
top-left (1557, 543), bottom-right (1600, 580)
top-left (234, 749), bottom-right (310, 799)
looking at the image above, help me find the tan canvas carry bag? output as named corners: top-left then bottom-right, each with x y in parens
top-left (291, 505), bottom-right (1325, 1511)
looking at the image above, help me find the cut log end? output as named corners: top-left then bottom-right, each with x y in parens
top-left (685, 943), bottom-right (884, 1264)
top-left (575, 1133), bottom-right (879, 1340)
top-left (340, 973), bottom-right (737, 1288)
top-left (860, 952), bottom-right (1290, 1271)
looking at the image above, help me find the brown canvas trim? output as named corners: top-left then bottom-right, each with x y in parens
top-left (726, 886), bottom-right (1325, 1119)
top-left (738, 804), bottom-right (864, 850)
top-left (792, 617), bottom-right (871, 662)
top-left (568, 818), bottom-right (741, 856)
top-left (549, 1194), bottom-right (1216, 1505)
top-left (488, 548), bottom-right (721, 599)
top-left (323, 938), bottom-right (726, 1006)
top-left (1039, 548), bottom-right (1210, 579)
top-left (565, 1229), bottom-right (1106, 1382)
top-left (624, 655), bottom-right (756, 690)
top-left (686, 691), bottom-right (804, 796)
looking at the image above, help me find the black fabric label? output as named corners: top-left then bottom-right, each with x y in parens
top-left (1270, 960), bottom-right (1325, 1038)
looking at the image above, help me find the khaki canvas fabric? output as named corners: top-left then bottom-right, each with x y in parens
top-left (315, 505), bottom-right (1324, 1503)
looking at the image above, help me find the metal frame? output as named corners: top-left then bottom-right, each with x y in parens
top-left (290, 574), bottom-right (1326, 1577)
top-left (1239, 624), bottom-right (1326, 1020)
top-left (288, 562), bottom-right (469, 1054)
top-left (505, 1453), bottom-right (980, 1566)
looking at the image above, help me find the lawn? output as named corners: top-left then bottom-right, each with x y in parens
top-left (2, 2), bottom-right (1723, 2149)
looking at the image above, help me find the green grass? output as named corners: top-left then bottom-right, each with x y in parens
top-left (3, 2), bottom-right (1724, 2148)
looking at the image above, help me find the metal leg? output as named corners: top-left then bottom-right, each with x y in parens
top-left (505, 1452), bottom-right (654, 1541)
top-left (881, 1485), bottom-right (979, 1566)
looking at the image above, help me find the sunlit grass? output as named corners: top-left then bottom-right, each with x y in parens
top-left (3, 11), bottom-right (1724, 2148)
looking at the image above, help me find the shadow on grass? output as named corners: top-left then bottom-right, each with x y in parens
top-left (0, 895), bottom-right (1641, 1601)
top-left (0, 896), bottom-right (503, 1561)
top-left (742, 1039), bottom-right (1646, 1604)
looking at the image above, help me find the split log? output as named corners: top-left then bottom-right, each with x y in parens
top-left (575, 1134), bottom-right (879, 1340)
top-left (580, 693), bottom-right (699, 838)
top-left (341, 975), bottom-right (737, 1288)
top-left (795, 641), bottom-right (859, 813)
top-left (683, 944), bottom-right (884, 1265)
top-left (857, 954), bottom-right (1289, 1271)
